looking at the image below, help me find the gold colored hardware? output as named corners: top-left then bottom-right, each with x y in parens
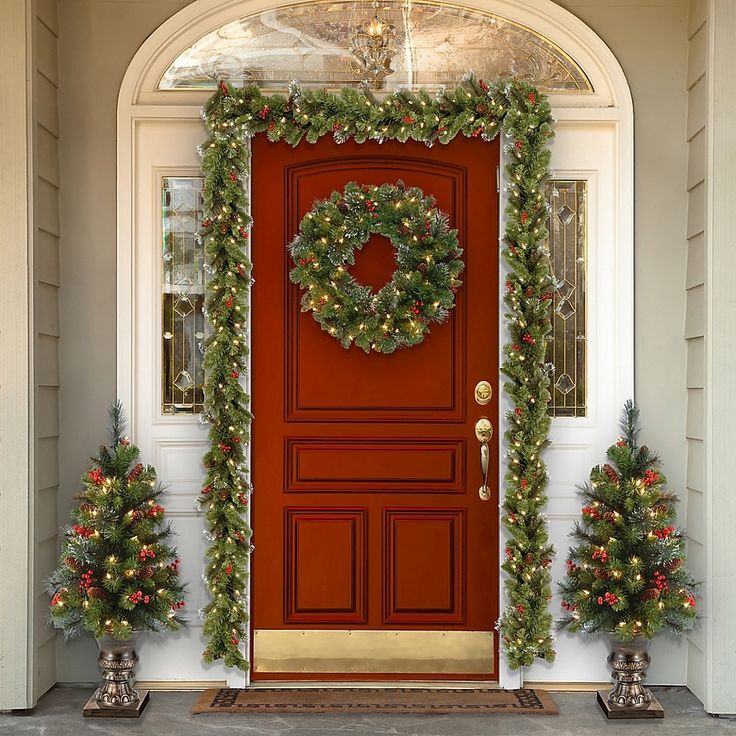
top-left (474, 380), bottom-right (493, 406)
top-left (474, 417), bottom-right (493, 501)
top-left (253, 630), bottom-right (495, 675)
top-left (474, 417), bottom-right (493, 443)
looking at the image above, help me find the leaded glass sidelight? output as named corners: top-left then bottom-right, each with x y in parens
top-left (545, 180), bottom-right (587, 418)
top-left (159, 1), bottom-right (593, 93)
top-left (162, 177), bottom-right (206, 414)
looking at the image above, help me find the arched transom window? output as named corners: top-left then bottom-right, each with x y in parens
top-left (159, 0), bottom-right (593, 93)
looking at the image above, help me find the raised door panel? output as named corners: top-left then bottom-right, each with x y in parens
top-left (286, 157), bottom-right (467, 423)
top-left (285, 438), bottom-right (466, 493)
top-left (285, 508), bottom-right (367, 624)
top-left (384, 509), bottom-right (465, 624)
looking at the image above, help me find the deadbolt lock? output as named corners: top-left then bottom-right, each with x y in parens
top-left (474, 380), bottom-right (492, 406)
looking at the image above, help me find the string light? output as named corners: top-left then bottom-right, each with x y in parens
top-left (202, 74), bottom-right (555, 670)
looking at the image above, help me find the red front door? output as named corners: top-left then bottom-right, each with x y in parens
top-left (251, 134), bottom-right (499, 679)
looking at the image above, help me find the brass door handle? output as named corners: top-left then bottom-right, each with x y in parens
top-left (474, 417), bottom-right (493, 501)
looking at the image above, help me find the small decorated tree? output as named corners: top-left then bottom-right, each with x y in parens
top-left (47, 402), bottom-right (186, 641)
top-left (559, 401), bottom-right (697, 641)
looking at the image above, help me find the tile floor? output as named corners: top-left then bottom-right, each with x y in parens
top-left (1, 686), bottom-right (734, 736)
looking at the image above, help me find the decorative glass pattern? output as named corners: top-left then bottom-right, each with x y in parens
top-left (162, 177), bottom-right (206, 414)
top-left (545, 180), bottom-right (587, 418)
top-left (159, 0), bottom-right (592, 93)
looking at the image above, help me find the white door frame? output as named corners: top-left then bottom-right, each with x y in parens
top-left (117, 0), bottom-right (633, 689)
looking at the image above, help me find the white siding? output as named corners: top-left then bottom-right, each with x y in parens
top-left (704, 0), bottom-right (736, 714)
top-left (685, 0), bottom-right (706, 706)
top-left (33, 0), bottom-right (60, 699)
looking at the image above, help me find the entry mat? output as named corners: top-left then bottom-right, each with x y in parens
top-left (192, 687), bottom-right (559, 715)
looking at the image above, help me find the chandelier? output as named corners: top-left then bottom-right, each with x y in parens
top-left (349, 0), bottom-right (397, 85)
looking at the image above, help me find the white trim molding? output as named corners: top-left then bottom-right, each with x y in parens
top-left (703, 0), bottom-right (736, 715)
top-left (0, 0), bottom-right (34, 711)
top-left (117, 0), bottom-right (634, 690)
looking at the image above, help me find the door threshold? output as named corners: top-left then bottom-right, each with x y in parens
top-left (249, 680), bottom-right (501, 690)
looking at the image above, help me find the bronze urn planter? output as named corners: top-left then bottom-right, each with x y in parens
top-left (82, 633), bottom-right (149, 718)
top-left (596, 636), bottom-right (663, 719)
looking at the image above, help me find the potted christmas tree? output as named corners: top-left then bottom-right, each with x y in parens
top-left (47, 402), bottom-right (186, 717)
top-left (558, 401), bottom-right (697, 718)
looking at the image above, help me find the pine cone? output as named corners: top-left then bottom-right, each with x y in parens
top-left (87, 587), bottom-right (108, 600)
top-left (138, 566), bottom-right (154, 579)
top-left (664, 558), bottom-right (683, 571)
top-left (593, 567), bottom-right (609, 580)
top-left (64, 556), bottom-right (83, 571)
top-left (128, 463), bottom-right (144, 483)
top-left (603, 464), bottom-right (619, 484)
top-left (640, 588), bottom-right (660, 601)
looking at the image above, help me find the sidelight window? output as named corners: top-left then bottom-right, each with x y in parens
top-left (545, 180), bottom-right (587, 418)
top-left (161, 176), bottom-right (207, 414)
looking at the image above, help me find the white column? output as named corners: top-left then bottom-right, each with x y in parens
top-left (704, 0), bottom-right (736, 715)
top-left (0, 0), bottom-right (34, 712)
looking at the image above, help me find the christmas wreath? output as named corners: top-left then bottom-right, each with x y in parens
top-left (289, 181), bottom-right (463, 354)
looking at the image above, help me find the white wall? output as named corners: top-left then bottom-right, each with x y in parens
top-left (56, 0), bottom-right (192, 682)
top-left (553, 0), bottom-right (691, 687)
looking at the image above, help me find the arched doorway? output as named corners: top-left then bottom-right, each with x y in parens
top-left (117, 0), bottom-right (633, 688)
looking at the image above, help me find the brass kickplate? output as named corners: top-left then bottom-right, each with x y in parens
top-left (253, 630), bottom-right (494, 675)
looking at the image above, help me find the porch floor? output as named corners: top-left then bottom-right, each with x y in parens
top-left (2, 686), bottom-right (733, 735)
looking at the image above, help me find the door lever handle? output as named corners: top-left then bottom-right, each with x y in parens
top-left (474, 417), bottom-right (493, 501)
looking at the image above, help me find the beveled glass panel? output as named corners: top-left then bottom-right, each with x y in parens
top-left (159, 0), bottom-right (592, 93)
top-left (162, 177), bottom-right (206, 414)
top-left (545, 180), bottom-right (587, 418)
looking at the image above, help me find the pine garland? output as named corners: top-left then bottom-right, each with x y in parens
top-left (198, 73), bottom-right (556, 669)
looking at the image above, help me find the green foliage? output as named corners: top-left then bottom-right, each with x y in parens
top-left (558, 401), bottom-right (697, 639)
top-left (289, 180), bottom-right (463, 353)
top-left (47, 402), bottom-right (187, 640)
top-left (200, 73), bottom-right (555, 669)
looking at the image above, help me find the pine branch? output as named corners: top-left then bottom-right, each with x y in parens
top-left (109, 399), bottom-right (127, 445)
top-left (619, 399), bottom-right (640, 447)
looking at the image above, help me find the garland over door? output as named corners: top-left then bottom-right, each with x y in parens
top-left (250, 135), bottom-right (500, 679)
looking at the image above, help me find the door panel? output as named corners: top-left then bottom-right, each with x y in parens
top-left (250, 135), bottom-right (499, 679)
top-left (286, 158), bottom-right (464, 421)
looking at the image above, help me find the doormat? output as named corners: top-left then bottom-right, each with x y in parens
top-left (192, 687), bottom-right (558, 715)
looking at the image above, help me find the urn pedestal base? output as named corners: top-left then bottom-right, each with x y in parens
top-left (597, 635), bottom-right (664, 719)
top-left (82, 633), bottom-right (149, 718)
top-left (83, 689), bottom-right (149, 718)
top-left (597, 689), bottom-right (663, 719)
